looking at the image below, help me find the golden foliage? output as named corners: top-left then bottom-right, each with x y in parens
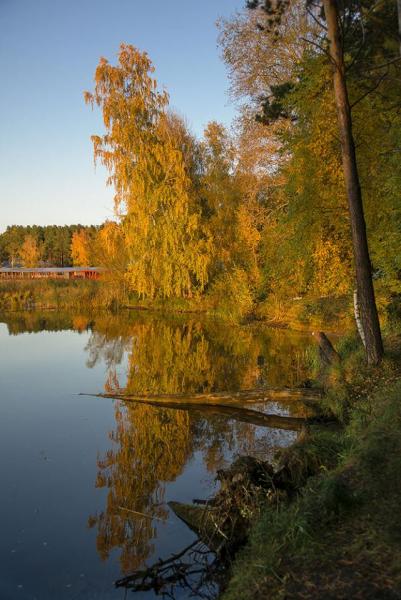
top-left (70, 229), bottom-right (90, 266)
top-left (84, 313), bottom-right (315, 570)
top-left (199, 120), bottom-right (265, 290)
top-left (93, 220), bottom-right (128, 289)
top-left (86, 44), bottom-right (211, 298)
top-left (312, 236), bottom-right (352, 297)
top-left (19, 235), bottom-right (41, 268)
top-left (91, 401), bottom-right (191, 573)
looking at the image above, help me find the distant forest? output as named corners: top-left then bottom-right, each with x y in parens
top-left (0, 225), bottom-right (99, 267)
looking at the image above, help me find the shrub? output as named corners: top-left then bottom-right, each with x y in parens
top-left (208, 267), bottom-right (254, 321)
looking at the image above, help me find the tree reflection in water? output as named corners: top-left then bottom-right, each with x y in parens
top-left (89, 402), bottom-right (191, 572)
top-left (0, 310), bottom-right (317, 593)
top-left (82, 313), bottom-right (316, 576)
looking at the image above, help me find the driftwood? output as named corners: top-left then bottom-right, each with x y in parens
top-left (81, 386), bottom-right (322, 405)
top-left (114, 458), bottom-right (276, 598)
top-left (168, 502), bottom-right (224, 551)
top-left (115, 539), bottom-right (219, 599)
top-left (169, 456), bottom-right (280, 555)
top-left (133, 387), bottom-right (321, 402)
top-left (115, 453), bottom-right (323, 597)
top-left (167, 455), bottom-right (306, 555)
top-left (82, 392), bottom-right (310, 430)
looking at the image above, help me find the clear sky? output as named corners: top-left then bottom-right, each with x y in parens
top-left (0, 0), bottom-right (243, 232)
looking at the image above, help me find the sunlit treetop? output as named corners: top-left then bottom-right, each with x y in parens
top-left (85, 44), bottom-right (211, 299)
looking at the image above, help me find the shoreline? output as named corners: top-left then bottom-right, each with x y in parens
top-left (0, 279), bottom-right (355, 334)
top-left (220, 331), bottom-right (401, 599)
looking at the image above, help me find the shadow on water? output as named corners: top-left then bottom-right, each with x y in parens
top-left (0, 309), bottom-right (317, 598)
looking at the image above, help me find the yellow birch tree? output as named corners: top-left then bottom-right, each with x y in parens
top-left (19, 235), bottom-right (41, 267)
top-left (85, 44), bottom-right (211, 299)
top-left (71, 229), bottom-right (90, 266)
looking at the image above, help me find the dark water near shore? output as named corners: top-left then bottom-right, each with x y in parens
top-left (0, 310), bottom-right (316, 599)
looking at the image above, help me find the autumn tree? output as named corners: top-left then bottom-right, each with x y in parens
top-left (200, 122), bottom-right (240, 274)
top-left (71, 229), bottom-right (91, 266)
top-left (19, 235), bottom-right (41, 267)
top-left (230, 0), bottom-right (401, 363)
top-left (196, 121), bottom-right (267, 320)
top-left (94, 221), bottom-right (126, 270)
top-left (3, 227), bottom-right (23, 267)
top-left (85, 44), bottom-right (211, 299)
top-left (217, 2), bottom-right (317, 302)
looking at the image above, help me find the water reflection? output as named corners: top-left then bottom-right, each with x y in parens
top-left (2, 311), bottom-right (314, 389)
top-left (1, 310), bottom-right (316, 589)
top-left (80, 313), bottom-right (314, 392)
top-left (79, 312), bottom-right (315, 577)
top-left (90, 403), bottom-right (191, 573)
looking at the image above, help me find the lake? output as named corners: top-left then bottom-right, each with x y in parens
top-left (0, 310), bottom-right (316, 599)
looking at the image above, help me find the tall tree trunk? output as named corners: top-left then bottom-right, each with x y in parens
top-left (398, 0), bottom-right (401, 57)
top-left (323, 0), bottom-right (383, 365)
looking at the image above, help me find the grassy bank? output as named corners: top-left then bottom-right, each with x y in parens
top-left (222, 333), bottom-right (401, 599)
top-left (1, 280), bottom-right (399, 338)
top-left (0, 273), bottom-right (354, 325)
top-left (0, 280), bottom-right (221, 316)
top-left (0, 279), bottom-right (119, 311)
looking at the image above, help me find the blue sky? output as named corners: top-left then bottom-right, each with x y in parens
top-left (0, 0), bottom-right (243, 231)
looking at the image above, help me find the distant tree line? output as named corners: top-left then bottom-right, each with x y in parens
top-left (0, 225), bottom-right (99, 267)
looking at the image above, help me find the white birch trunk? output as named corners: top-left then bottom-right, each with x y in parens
top-left (354, 288), bottom-right (366, 348)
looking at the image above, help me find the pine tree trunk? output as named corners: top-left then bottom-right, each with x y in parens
top-left (398, 0), bottom-right (401, 57)
top-left (323, 0), bottom-right (383, 365)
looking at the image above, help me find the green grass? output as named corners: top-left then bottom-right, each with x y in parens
top-left (222, 335), bottom-right (401, 599)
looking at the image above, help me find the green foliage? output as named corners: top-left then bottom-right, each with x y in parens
top-left (386, 295), bottom-right (401, 333)
top-left (0, 224), bottom-right (99, 267)
top-left (276, 427), bottom-right (344, 488)
top-left (256, 81), bottom-right (295, 124)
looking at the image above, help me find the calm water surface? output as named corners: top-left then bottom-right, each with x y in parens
top-left (0, 311), bottom-right (315, 599)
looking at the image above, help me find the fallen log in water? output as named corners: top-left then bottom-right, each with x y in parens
top-left (81, 386), bottom-right (322, 405)
top-left (81, 391), bottom-right (309, 430)
top-left (168, 456), bottom-right (279, 554)
top-left (168, 500), bottom-right (241, 555)
top-left (168, 501), bottom-right (222, 548)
